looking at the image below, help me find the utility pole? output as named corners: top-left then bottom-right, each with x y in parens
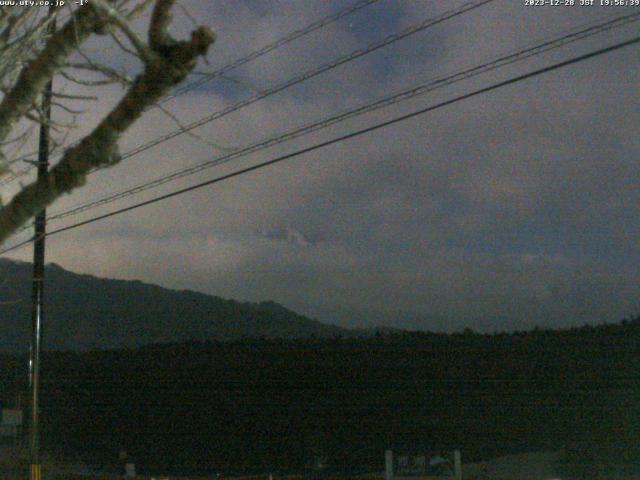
top-left (28, 7), bottom-right (56, 480)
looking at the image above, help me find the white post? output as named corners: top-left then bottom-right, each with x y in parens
top-left (453, 450), bottom-right (462, 480)
top-left (385, 450), bottom-right (393, 480)
top-left (125, 462), bottom-right (136, 478)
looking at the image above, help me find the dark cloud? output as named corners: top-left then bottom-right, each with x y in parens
top-left (6, 0), bottom-right (639, 332)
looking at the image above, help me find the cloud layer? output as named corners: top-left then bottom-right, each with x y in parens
top-left (5, 0), bottom-right (639, 332)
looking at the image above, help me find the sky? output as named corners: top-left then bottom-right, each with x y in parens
top-left (2, 0), bottom-right (639, 332)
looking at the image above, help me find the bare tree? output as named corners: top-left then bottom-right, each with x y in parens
top-left (0, 0), bottom-right (215, 244)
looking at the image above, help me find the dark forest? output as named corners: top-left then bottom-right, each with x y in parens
top-left (1, 317), bottom-right (639, 478)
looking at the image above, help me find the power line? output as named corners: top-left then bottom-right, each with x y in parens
top-left (11, 0), bottom-right (499, 225)
top-left (0, 0), bottom-right (383, 183)
top-left (42, 12), bottom-right (640, 224)
top-left (0, 235), bottom-right (34, 255)
top-left (2, 35), bottom-right (635, 256)
top-left (3, 0), bottom-right (492, 185)
top-left (163, 0), bottom-right (383, 102)
top-left (116, 0), bottom-right (495, 161)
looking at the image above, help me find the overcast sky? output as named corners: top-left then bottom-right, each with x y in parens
top-left (4, 0), bottom-right (639, 332)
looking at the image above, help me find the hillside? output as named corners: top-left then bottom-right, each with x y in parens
top-left (0, 259), bottom-right (347, 352)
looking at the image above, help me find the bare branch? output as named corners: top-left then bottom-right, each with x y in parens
top-left (65, 61), bottom-right (133, 85)
top-left (149, 0), bottom-right (176, 50)
top-left (90, 0), bottom-right (156, 64)
top-left (0, 10), bottom-right (215, 243)
top-left (156, 102), bottom-right (233, 153)
top-left (0, 7), bottom-right (104, 145)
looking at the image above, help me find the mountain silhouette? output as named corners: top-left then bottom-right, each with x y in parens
top-left (0, 259), bottom-right (347, 352)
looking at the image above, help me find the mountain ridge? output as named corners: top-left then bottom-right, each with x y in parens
top-left (0, 258), bottom-right (349, 352)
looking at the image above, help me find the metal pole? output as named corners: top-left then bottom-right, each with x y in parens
top-left (385, 450), bottom-right (393, 480)
top-left (28, 7), bottom-right (56, 480)
top-left (453, 450), bottom-right (462, 480)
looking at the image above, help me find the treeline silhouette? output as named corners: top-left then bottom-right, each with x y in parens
top-left (1, 316), bottom-right (638, 477)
